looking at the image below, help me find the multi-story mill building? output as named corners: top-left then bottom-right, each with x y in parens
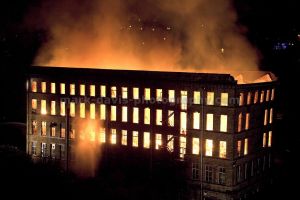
top-left (27, 66), bottom-right (277, 200)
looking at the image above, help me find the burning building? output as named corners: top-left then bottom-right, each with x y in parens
top-left (26, 66), bottom-right (277, 200)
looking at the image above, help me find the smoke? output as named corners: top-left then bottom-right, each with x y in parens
top-left (27, 0), bottom-right (259, 72)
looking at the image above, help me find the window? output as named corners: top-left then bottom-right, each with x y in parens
top-left (51, 83), bottom-right (56, 94)
top-left (264, 109), bottom-right (268, 125)
top-left (260, 90), bottom-right (265, 103)
top-left (245, 113), bottom-right (250, 130)
top-left (50, 144), bottom-right (55, 159)
top-left (237, 165), bottom-right (241, 182)
top-left (192, 163), bottom-right (200, 180)
top-left (219, 141), bottom-right (227, 158)
top-left (180, 112), bottom-right (187, 134)
top-left (41, 121), bottom-right (47, 136)
top-left (41, 143), bottom-right (47, 157)
top-left (181, 90), bottom-right (188, 110)
top-left (121, 130), bottom-right (127, 145)
top-left (168, 90), bottom-right (175, 103)
top-left (132, 131), bottom-right (138, 147)
top-left (263, 133), bottom-right (267, 147)
top-left (90, 85), bottom-right (95, 96)
top-left (31, 81), bottom-right (37, 92)
top-left (100, 85), bottom-right (106, 97)
top-left (238, 113), bottom-right (242, 132)
top-left (193, 112), bottom-right (200, 129)
top-left (247, 92), bottom-right (251, 105)
top-left (51, 126), bottom-right (56, 137)
top-left (205, 139), bottom-right (213, 156)
top-left (268, 131), bottom-right (272, 147)
top-left (205, 166), bottom-right (213, 183)
top-left (70, 129), bottom-right (75, 139)
top-left (60, 145), bottom-right (65, 160)
top-left (90, 103), bottom-right (95, 119)
top-left (60, 101), bottom-right (65, 116)
top-left (133, 87), bottom-right (139, 99)
top-left (144, 108), bottom-right (150, 124)
top-left (90, 130), bottom-right (96, 142)
top-left (219, 167), bottom-right (226, 185)
top-left (32, 120), bottom-right (37, 135)
top-left (155, 134), bottom-right (162, 149)
top-left (206, 113), bottom-right (214, 131)
top-left (221, 93), bottom-right (228, 106)
top-left (244, 138), bottom-right (248, 155)
top-left (237, 140), bottom-right (242, 157)
top-left (220, 115), bottom-right (227, 132)
top-left (251, 161), bottom-right (254, 176)
top-left (254, 90), bottom-right (258, 104)
top-left (111, 105), bottom-right (116, 121)
top-left (239, 92), bottom-right (244, 106)
top-left (100, 128), bottom-right (106, 143)
top-left (61, 127), bottom-right (65, 138)
top-left (156, 89), bottom-right (163, 101)
top-left (41, 82), bottom-right (46, 93)
top-left (180, 136), bottom-right (186, 158)
top-left (41, 100), bottom-right (47, 115)
top-left (133, 107), bottom-right (139, 123)
top-left (168, 110), bottom-right (174, 127)
top-left (51, 101), bottom-right (56, 115)
top-left (156, 109), bottom-right (162, 125)
top-left (269, 108), bottom-right (273, 124)
top-left (111, 129), bottom-right (117, 144)
top-left (80, 84), bottom-right (85, 96)
top-left (31, 141), bottom-right (37, 155)
top-left (60, 83), bottom-right (65, 94)
top-left (244, 163), bottom-right (248, 180)
top-left (122, 106), bottom-right (128, 122)
top-left (167, 135), bottom-right (174, 152)
top-left (271, 89), bottom-right (275, 101)
top-left (80, 103), bottom-right (85, 118)
top-left (70, 84), bottom-right (75, 95)
top-left (207, 92), bottom-right (214, 105)
top-left (122, 87), bottom-right (128, 99)
top-left (266, 90), bottom-right (270, 101)
top-left (100, 104), bottom-right (106, 120)
top-left (145, 88), bottom-right (150, 100)
top-left (192, 138), bottom-right (199, 155)
top-left (194, 91), bottom-right (200, 104)
top-left (144, 132), bottom-right (150, 149)
top-left (70, 102), bottom-right (75, 117)
top-left (32, 99), bottom-right (37, 111)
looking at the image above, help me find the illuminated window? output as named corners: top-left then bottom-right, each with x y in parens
top-left (207, 92), bottom-right (214, 105)
top-left (145, 88), bottom-right (150, 100)
top-left (245, 113), bottom-right (250, 130)
top-left (263, 133), bottom-right (267, 147)
top-left (41, 121), bottom-right (47, 136)
top-left (32, 99), bottom-right (37, 110)
top-left (132, 131), bottom-right (138, 147)
top-left (133, 87), bottom-right (139, 99)
top-left (144, 108), bottom-right (150, 124)
top-left (180, 136), bottom-right (186, 158)
top-left (168, 90), bottom-right (175, 103)
top-left (221, 93), bottom-right (228, 106)
top-left (180, 112), bottom-right (187, 134)
top-left (194, 91), bottom-right (200, 104)
top-left (268, 131), bottom-right (272, 147)
top-left (181, 91), bottom-right (188, 110)
top-left (90, 130), bottom-right (96, 142)
top-left (70, 102), bottom-right (75, 117)
top-left (271, 89), bottom-right (275, 101)
top-left (70, 129), bottom-right (76, 139)
top-left (51, 101), bottom-right (56, 115)
top-left (167, 135), bottom-right (174, 152)
top-left (100, 104), bottom-right (106, 120)
top-left (80, 84), bottom-right (85, 96)
top-left (60, 83), bottom-right (65, 94)
top-left (244, 138), bottom-right (248, 155)
top-left (193, 112), bottom-right (200, 129)
top-left (238, 113), bottom-right (242, 132)
top-left (90, 103), bottom-right (95, 119)
top-left (239, 93), bottom-right (244, 106)
top-left (80, 103), bottom-right (85, 118)
top-left (111, 86), bottom-right (117, 98)
top-left (219, 167), bottom-right (226, 185)
top-left (206, 113), bottom-right (214, 131)
top-left (111, 129), bottom-right (117, 144)
top-left (99, 128), bottom-right (106, 143)
top-left (264, 109), bottom-right (268, 125)
top-left (32, 120), bottom-right (37, 135)
top-left (168, 110), bottom-right (174, 127)
top-left (254, 90), bottom-right (258, 104)
top-left (156, 89), bottom-right (163, 101)
top-left (156, 109), bottom-right (162, 125)
top-left (41, 100), bottom-right (47, 115)
top-left (41, 82), bottom-right (46, 93)
top-left (220, 115), bottom-right (227, 132)
top-left (260, 90), bottom-right (265, 103)
top-left (31, 81), bottom-right (37, 92)
top-left (70, 84), bottom-right (75, 95)
top-left (122, 87), bottom-right (128, 99)
top-left (219, 141), bottom-right (227, 158)
top-left (205, 139), bottom-right (213, 156)
top-left (155, 134), bottom-right (162, 149)
top-left (266, 90), bottom-right (270, 101)
top-left (237, 140), bottom-right (242, 157)
top-left (144, 132), bottom-right (150, 149)
top-left (121, 106), bottom-right (127, 122)
top-left (111, 106), bottom-right (116, 121)
top-left (192, 163), bottom-right (200, 180)
top-left (100, 85), bottom-right (106, 97)
top-left (247, 92), bottom-right (251, 105)
top-left (192, 138), bottom-right (199, 155)
top-left (51, 83), bottom-right (55, 94)
top-left (51, 127), bottom-right (55, 137)
top-left (90, 85), bottom-right (95, 96)
top-left (133, 107), bottom-right (139, 123)
top-left (61, 127), bottom-right (65, 138)
top-left (121, 130), bottom-right (127, 145)
top-left (269, 108), bottom-right (273, 124)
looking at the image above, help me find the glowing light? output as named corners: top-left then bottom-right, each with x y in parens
top-left (207, 92), bottom-right (214, 105)
top-left (155, 134), bottom-right (162, 150)
top-left (219, 141), bottom-right (227, 158)
top-left (206, 113), bottom-right (213, 131)
top-left (193, 112), bottom-right (200, 129)
top-left (220, 115), bottom-right (227, 132)
top-left (244, 138), bottom-right (248, 155)
top-left (192, 138), bottom-right (200, 155)
top-left (144, 132), bottom-right (150, 148)
top-left (41, 100), bottom-right (47, 115)
top-left (51, 101), bottom-right (56, 115)
top-left (180, 112), bottom-right (187, 134)
top-left (205, 139), bottom-right (213, 156)
top-left (221, 93), bottom-right (228, 106)
top-left (144, 107), bottom-right (150, 124)
top-left (132, 131), bottom-right (138, 147)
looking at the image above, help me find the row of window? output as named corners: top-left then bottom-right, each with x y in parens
top-left (239, 89), bottom-right (275, 106)
top-left (32, 142), bottom-right (65, 159)
top-left (192, 164), bottom-right (227, 185)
